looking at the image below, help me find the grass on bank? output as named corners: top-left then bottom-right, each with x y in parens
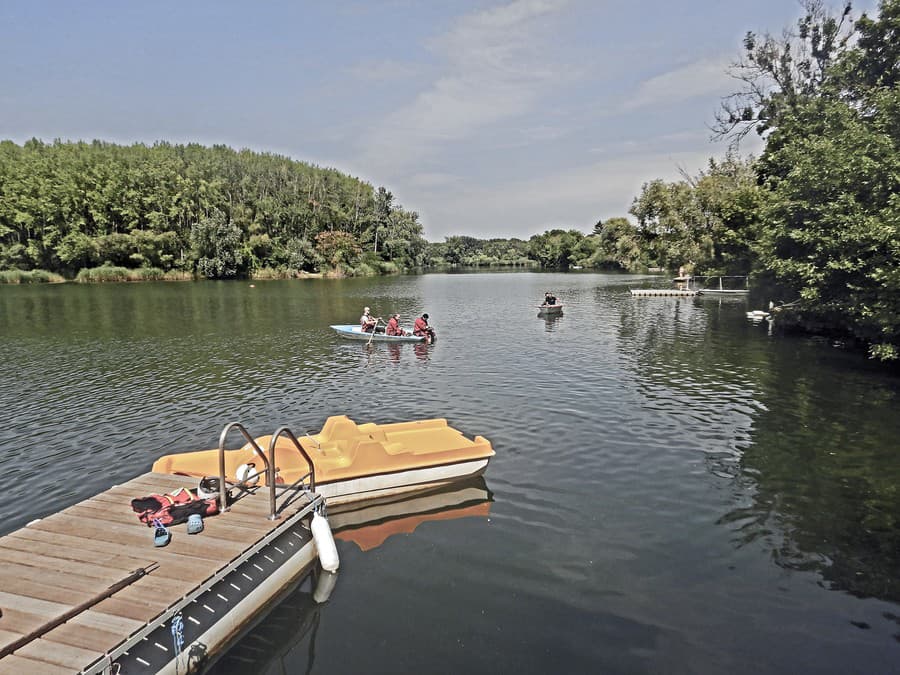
top-left (75, 267), bottom-right (193, 282)
top-left (0, 269), bottom-right (66, 284)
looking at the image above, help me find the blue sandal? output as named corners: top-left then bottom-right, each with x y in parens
top-left (153, 519), bottom-right (171, 547)
top-left (187, 514), bottom-right (204, 534)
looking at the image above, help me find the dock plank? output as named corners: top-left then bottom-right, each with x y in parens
top-left (88, 490), bottom-right (278, 529)
top-left (0, 534), bottom-right (167, 576)
top-left (26, 512), bottom-right (248, 559)
top-left (0, 653), bottom-right (74, 675)
top-left (34, 622), bottom-right (123, 654)
top-left (16, 638), bottom-right (102, 671)
top-left (0, 548), bottom-right (124, 584)
top-left (61, 502), bottom-right (263, 545)
top-left (7, 525), bottom-right (228, 567)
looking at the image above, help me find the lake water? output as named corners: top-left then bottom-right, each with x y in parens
top-left (1, 272), bottom-right (898, 674)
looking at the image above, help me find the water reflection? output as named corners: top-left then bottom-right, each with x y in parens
top-left (617, 288), bottom-right (900, 604)
top-left (540, 313), bottom-right (563, 331)
top-left (4, 275), bottom-right (899, 670)
top-left (355, 341), bottom-right (432, 368)
top-left (206, 569), bottom-right (327, 675)
top-left (722, 364), bottom-right (900, 603)
top-left (413, 342), bottom-right (430, 362)
top-left (207, 479), bottom-right (492, 673)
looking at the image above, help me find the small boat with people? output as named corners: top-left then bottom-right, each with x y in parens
top-left (537, 303), bottom-right (563, 314)
top-left (538, 291), bottom-right (563, 314)
top-left (336, 308), bottom-right (436, 343)
top-left (331, 324), bottom-right (425, 343)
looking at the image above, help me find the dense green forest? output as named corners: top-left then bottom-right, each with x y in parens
top-left (1, 0), bottom-right (898, 360)
top-left (0, 140), bottom-right (429, 279)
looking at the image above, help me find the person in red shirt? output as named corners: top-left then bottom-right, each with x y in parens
top-left (413, 313), bottom-right (435, 343)
top-left (386, 314), bottom-right (407, 336)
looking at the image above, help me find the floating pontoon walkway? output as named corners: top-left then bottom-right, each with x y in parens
top-left (630, 289), bottom-right (698, 297)
top-left (0, 472), bottom-right (321, 674)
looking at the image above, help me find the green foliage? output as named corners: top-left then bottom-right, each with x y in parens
top-left (757, 96), bottom-right (900, 356)
top-left (55, 231), bottom-right (99, 270)
top-left (586, 217), bottom-right (646, 270)
top-left (0, 243), bottom-right (29, 270)
top-left (315, 230), bottom-right (361, 268)
top-left (0, 139), bottom-right (402, 276)
top-left (715, 0), bottom-right (855, 142)
top-left (425, 236), bottom-right (532, 267)
top-left (527, 229), bottom-right (584, 268)
top-left (629, 156), bottom-right (760, 274)
top-left (190, 210), bottom-right (245, 279)
top-left (739, 0), bottom-right (898, 360)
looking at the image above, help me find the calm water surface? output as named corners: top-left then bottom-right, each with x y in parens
top-left (1, 272), bottom-right (898, 674)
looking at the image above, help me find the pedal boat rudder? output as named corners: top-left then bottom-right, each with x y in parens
top-left (152, 415), bottom-right (495, 504)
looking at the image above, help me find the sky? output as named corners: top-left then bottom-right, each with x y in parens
top-left (0, 0), bottom-right (881, 242)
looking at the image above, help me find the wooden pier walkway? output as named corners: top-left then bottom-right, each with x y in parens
top-left (0, 471), bottom-right (317, 673)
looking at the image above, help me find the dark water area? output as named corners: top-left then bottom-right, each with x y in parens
top-left (1, 272), bottom-right (898, 674)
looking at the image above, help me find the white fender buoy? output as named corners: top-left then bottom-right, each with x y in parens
top-left (312, 512), bottom-right (340, 572)
top-left (313, 569), bottom-right (339, 604)
top-left (235, 462), bottom-right (259, 486)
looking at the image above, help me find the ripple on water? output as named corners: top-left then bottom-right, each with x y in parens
top-left (2, 275), bottom-right (899, 673)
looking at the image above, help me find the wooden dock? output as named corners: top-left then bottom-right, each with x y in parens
top-left (0, 472), bottom-right (320, 674)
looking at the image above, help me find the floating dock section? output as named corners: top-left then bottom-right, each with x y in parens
top-left (0, 472), bottom-right (323, 674)
top-left (630, 289), bottom-right (698, 297)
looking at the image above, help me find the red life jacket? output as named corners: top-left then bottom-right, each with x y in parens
top-left (387, 317), bottom-right (402, 335)
top-left (413, 317), bottom-right (427, 334)
top-left (131, 487), bottom-right (219, 526)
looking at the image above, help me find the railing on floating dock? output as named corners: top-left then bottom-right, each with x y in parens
top-left (0, 471), bottom-right (322, 673)
top-left (630, 288), bottom-right (697, 297)
top-left (693, 275), bottom-right (749, 294)
top-left (630, 274), bottom-right (749, 297)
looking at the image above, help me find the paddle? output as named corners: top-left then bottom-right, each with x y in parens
top-left (367, 317), bottom-right (383, 345)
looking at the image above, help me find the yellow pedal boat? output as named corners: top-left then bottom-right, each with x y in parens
top-left (152, 415), bottom-right (494, 505)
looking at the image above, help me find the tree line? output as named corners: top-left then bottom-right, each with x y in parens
top-left (0, 140), bottom-right (428, 278)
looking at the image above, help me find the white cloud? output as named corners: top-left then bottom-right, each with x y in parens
top-left (624, 57), bottom-right (732, 111)
top-left (357, 0), bottom-right (570, 174)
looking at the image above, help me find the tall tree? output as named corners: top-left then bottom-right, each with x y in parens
top-left (714, 0), bottom-right (855, 144)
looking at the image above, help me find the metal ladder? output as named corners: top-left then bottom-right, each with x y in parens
top-left (217, 423), bottom-right (317, 520)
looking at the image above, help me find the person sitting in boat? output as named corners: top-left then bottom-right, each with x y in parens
top-left (542, 292), bottom-right (557, 306)
top-left (361, 307), bottom-right (378, 333)
top-left (413, 313), bottom-right (436, 342)
top-left (386, 313), bottom-right (407, 336)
